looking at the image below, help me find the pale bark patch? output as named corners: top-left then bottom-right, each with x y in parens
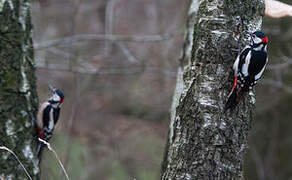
top-left (0, 0), bottom-right (13, 11)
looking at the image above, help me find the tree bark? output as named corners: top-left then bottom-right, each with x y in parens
top-left (0, 0), bottom-right (39, 179)
top-left (161, 0), bottom-right (265, 179)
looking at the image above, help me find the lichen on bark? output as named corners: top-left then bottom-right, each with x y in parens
top-left (161, 0), bottom-right (264, 179)
top-left (0, 0), bottom-right (39, 179)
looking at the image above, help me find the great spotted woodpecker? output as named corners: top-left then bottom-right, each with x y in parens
top-left (36, 87), bottom-right (64, 161)
top-left (225, 31), bottom-right (268, 111)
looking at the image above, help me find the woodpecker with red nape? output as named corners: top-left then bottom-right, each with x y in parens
top-left (225, 31), bottom-right (268, 111)
top-left (36, 86), bottom-right (64, 161)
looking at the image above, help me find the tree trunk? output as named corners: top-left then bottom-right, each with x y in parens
top-left (0, 0), bottom-right (39, 179)
top-left (161, 0), bottom-right (265, 179)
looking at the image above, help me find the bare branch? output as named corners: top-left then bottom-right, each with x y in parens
top-left (36, 64), bottom-right (177, 77)
top-left (116, 42), bottom-right (139, 64)
top-left (265, 0), bottom-right (292, 18)
top-left (38, 138), bottom-right (70, 180)
top-left (250, 146), bottom-right (266, 180)
top-left (262, 79), bottom-right (292, 94)
top-left (34, 33), bottom-right (173, 50)
top-left (0, 146), bottom-right (32, 180)
top-left (266, 55), bottom-right (292, 70)
top-left (266, 62), bottom-right (292, 70)
top-left (47, 47), bottom-right (75, 59)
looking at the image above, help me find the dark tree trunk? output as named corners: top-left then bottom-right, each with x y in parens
top-left (0, 0), bottom-right (39, 179)
top-left (161, 0), bottom-right (265, 179)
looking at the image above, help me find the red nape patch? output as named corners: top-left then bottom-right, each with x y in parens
top-left (262, 37), bottom-right (268, 43)
top-left (60, 98), bottom-right (64, 103)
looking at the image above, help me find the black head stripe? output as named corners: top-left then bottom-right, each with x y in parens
top-left (253, 31), bottom-right (266, 38)
top-left (55, 89), bottom-right (64, 98)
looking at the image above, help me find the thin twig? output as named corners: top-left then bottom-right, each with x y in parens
top-left (250, 146), bottom-right (266, 180)
top-left (267, 61), bottom-right (292, 70)
top-left (63, 99), bottom-right (79, 167)
top-left (38, 138), bottom-right (70, 180)
top-left (47, 47), bottom-right (75, 59)
top-left (267, 55), bottom-right (292, 70)
top-left (262, 79), bottom-right (292, 94)
top-left (62, 0), bottom-right (82, 171)
top-left (116, 42), bottom-right (138, 63)
top-left (36, 65), bottom-right (177, 77)
top-left (0, 146), bottom-right (32, 180)
top-left (105, 0), bottom-right (116, 56)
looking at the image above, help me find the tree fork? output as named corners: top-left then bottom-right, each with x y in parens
top-left (161, 0), bottom-right (265, 179)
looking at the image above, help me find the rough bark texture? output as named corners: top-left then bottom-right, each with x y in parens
top-left (161, 0), bottom-right (265, 179)
top-left (0, 0), bottom-right (39, 179)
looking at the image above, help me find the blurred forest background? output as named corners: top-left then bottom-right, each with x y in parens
top-left (31, 0), bottom-right (292, 179)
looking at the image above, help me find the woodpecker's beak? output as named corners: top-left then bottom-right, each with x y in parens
top-left (49, 84), bottom-right (56, 93)
top-left (246, 31), bottom-right (253, 36)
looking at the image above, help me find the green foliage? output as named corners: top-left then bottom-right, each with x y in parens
top-left (1, 72), bottom-right (18, 90)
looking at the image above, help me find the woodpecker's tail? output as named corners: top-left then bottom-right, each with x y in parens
top-left (34, 125), bottom-right (44, 162)
top-left (224, 77), bottom-right (238, 112)
top-left (37, 143), bottom-right (45, 162)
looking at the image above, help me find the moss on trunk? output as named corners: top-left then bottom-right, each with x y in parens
top-left (0, 0), bottom-right (39, 179)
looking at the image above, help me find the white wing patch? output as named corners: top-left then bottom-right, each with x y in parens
top-left (233, 55), bottom-right (240, 75)
top-left (48, 108), bottom-right (54, 130)
top-left (233, 46), bottom-right (249, 75)
top-left (36, 102), bottom-right (50, 128)
top-left (241, 51), bottom-right (252, 77)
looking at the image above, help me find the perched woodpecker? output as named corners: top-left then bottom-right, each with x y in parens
top-left (225, 31), bottom-right (268, 111)
top-left (36, 87), bottom-right (64, 161)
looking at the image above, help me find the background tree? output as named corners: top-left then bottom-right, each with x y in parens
top-left (0, 0), bottom-right (39, 179)
top-left (161, 0), bottom-right (264, 179)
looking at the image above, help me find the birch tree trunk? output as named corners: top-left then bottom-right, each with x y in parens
top-left (0, 0), bottom-right (40, 179)
top-left (161, 0), bottom-right (265, 179)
